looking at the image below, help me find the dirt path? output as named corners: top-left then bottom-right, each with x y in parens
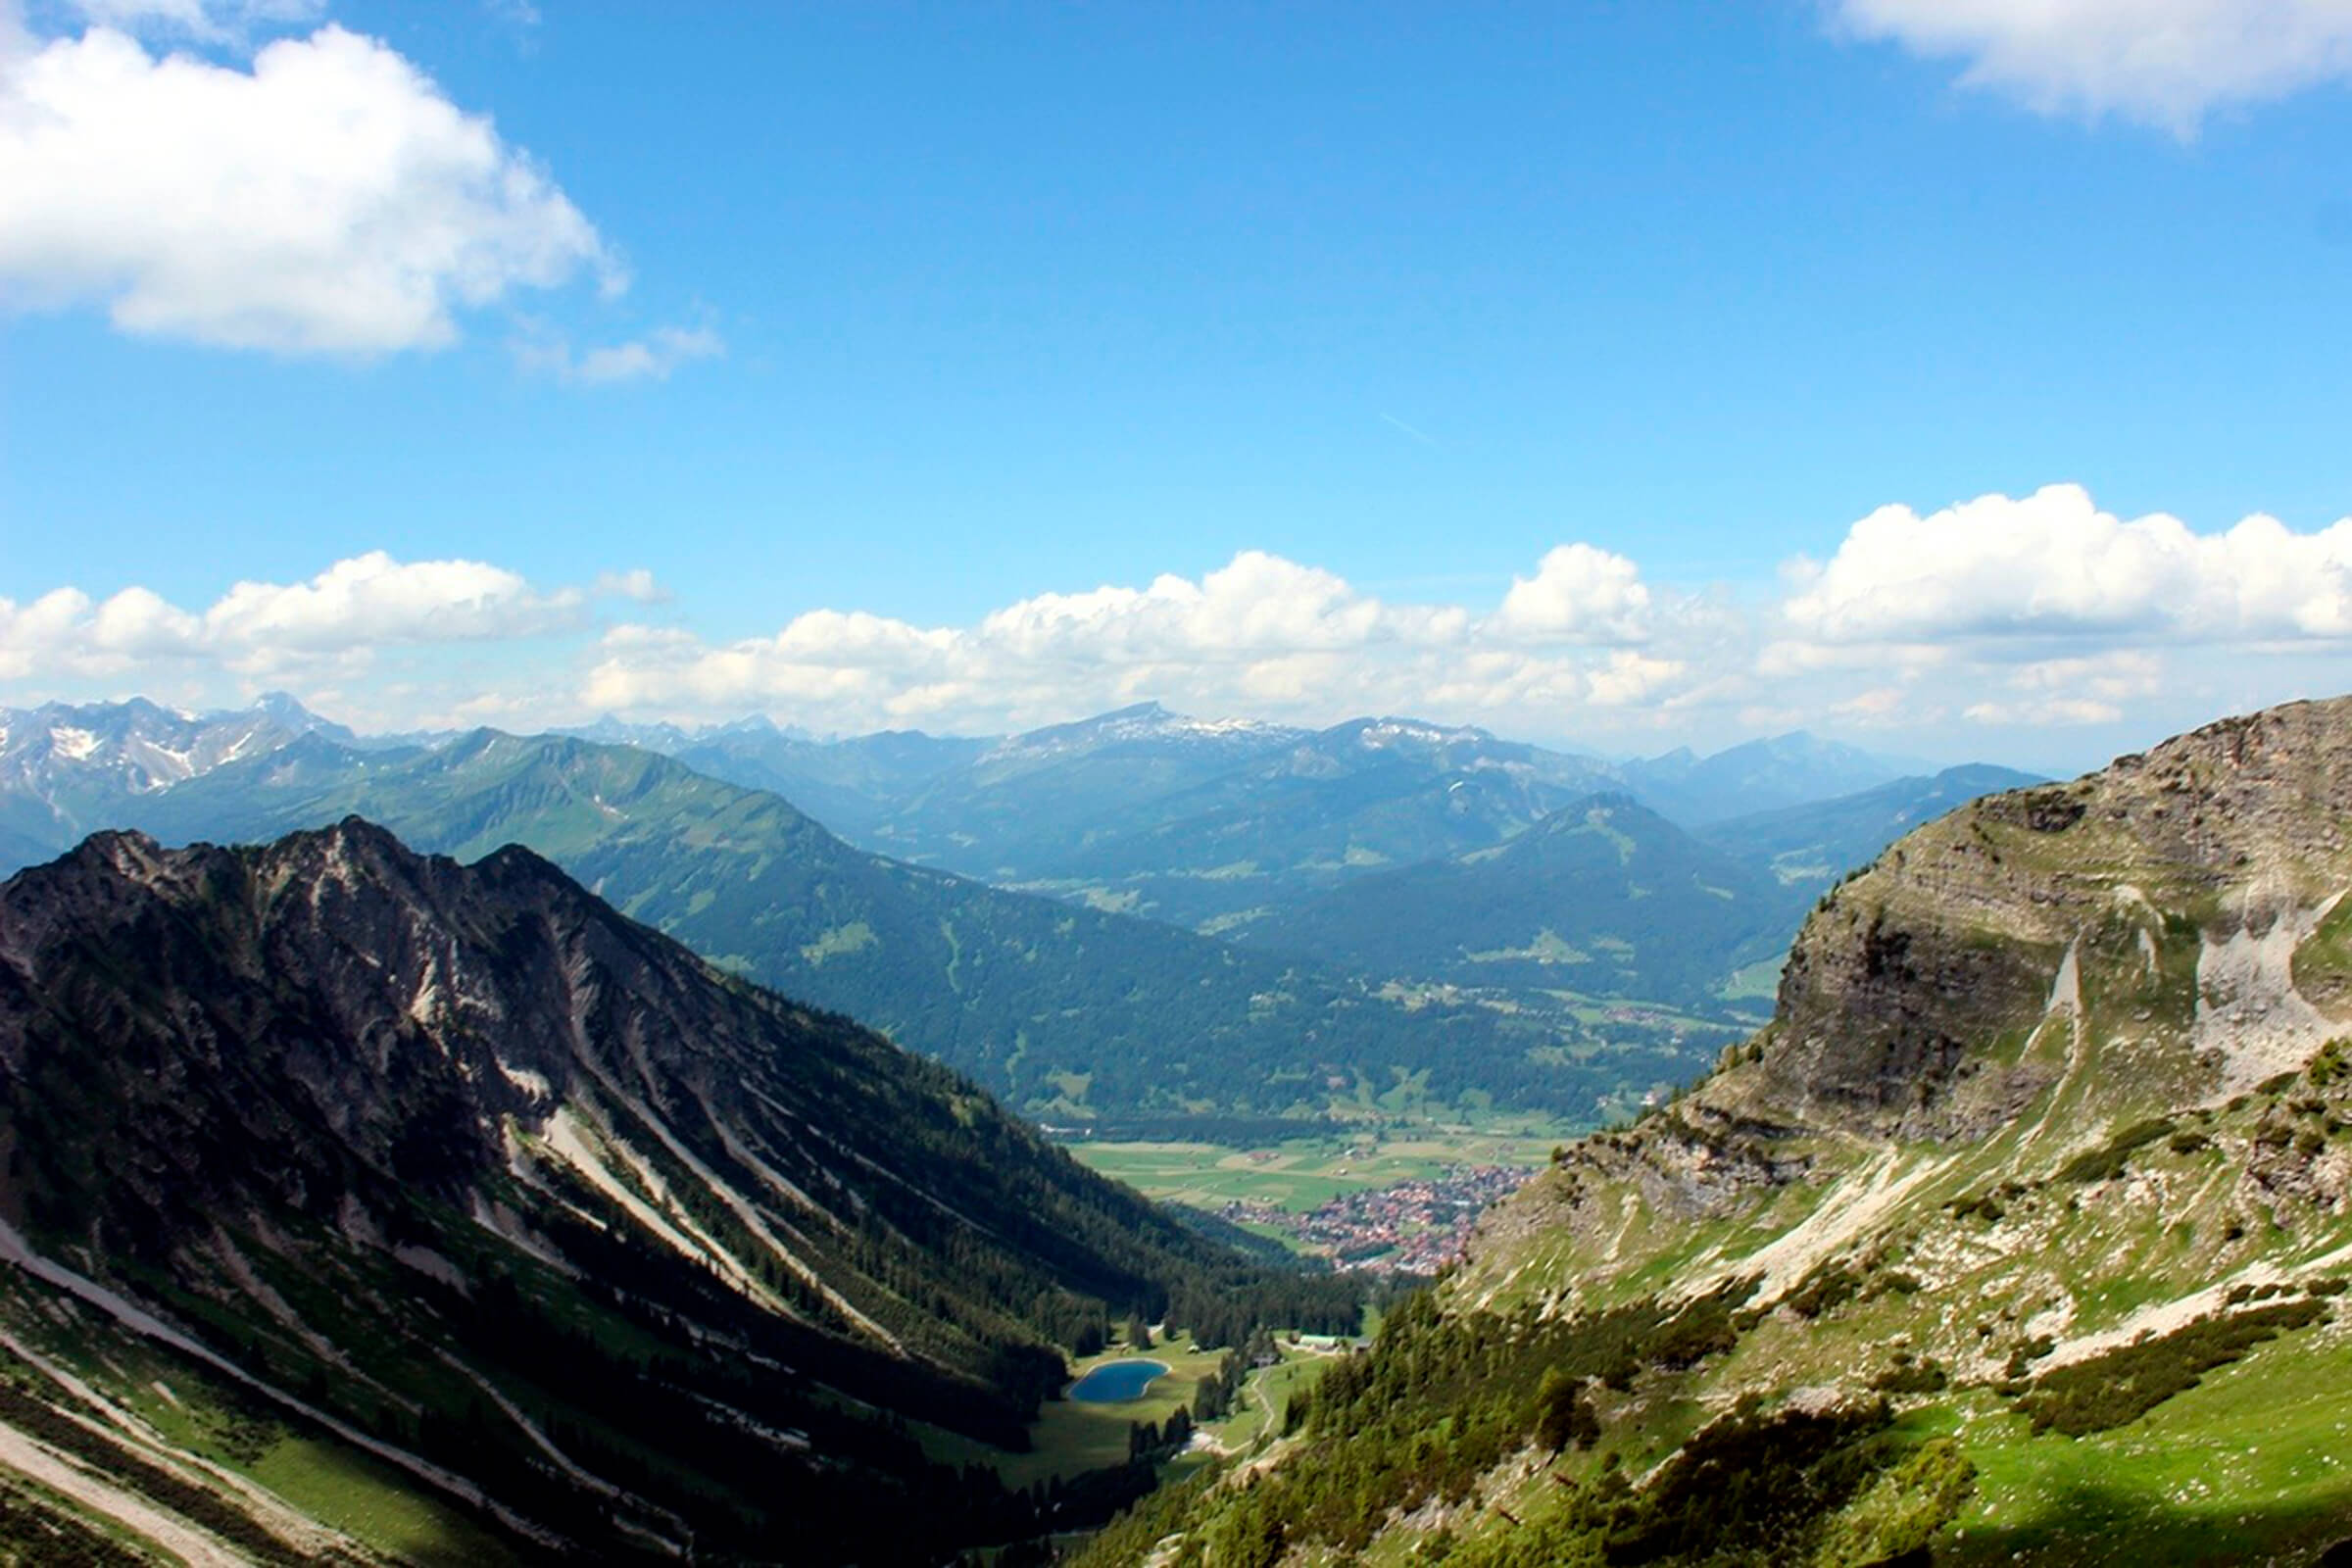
top-left (1251, 1372), bottom-right (1277, 1435)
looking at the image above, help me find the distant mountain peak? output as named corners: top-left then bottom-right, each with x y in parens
top-left (712, 712), bottom-right (785, 736)
top-left (243, 689), bottom-right (329, 727)
top-left (986, 701), bottom-right (1301, 762)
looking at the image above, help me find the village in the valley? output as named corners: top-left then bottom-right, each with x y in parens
top-left (1217, 1164), bottom-right (1535, 1274)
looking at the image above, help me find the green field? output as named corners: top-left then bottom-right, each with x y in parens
top-left (1939, 1325), bottom-right (2352, 1564)
top-left (1066, 1119), bottom-right (1575, 1214)
top-left (912, 1330), bottom-right (1347, 1490)
top-left (1197, 1343), bottom-right (1339, 1453)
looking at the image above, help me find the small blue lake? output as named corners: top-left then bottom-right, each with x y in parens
top-left (1068, 1358), bottom-right (1169, 1403)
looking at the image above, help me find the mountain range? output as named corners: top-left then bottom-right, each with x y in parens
top-left (4, 684), bottom-right (2341, 1559)
top-left (638, 704), bottom-right (1929, 930)
top-left (0, 697), bottom-right (2032, 1130)
top-left (99, 727), bottom-right (1659, 1126)
top-left (0, 818), bottom-right (1353, 1562)
top-left (1093, 695), bottom-right (2352, 1564)
top-left (0, 695), bottom-right (357, 869)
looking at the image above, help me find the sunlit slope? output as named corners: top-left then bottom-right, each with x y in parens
top-left (1092, 697), bottom-right (2352, 1566)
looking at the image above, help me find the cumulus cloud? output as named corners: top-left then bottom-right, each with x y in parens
top-left (13, 494), bottom-right (2351, 748)
top-left (0, 553), bottom-right (654, 680)
top-left (564, 503), bottom-right (2352, 741)
top-left (1493, 543), bottom-right (1652, 643)
top-left (581, 549), bottom-right (1685, 734)
top-left (0, 17), bottom-right (615, 352)
top-left (201, 552), bottom-right (586, 654)
top-left (1783, 483), bottom-right (2352, 644)
top-left (1832, 0), bottom-right (2352, 130)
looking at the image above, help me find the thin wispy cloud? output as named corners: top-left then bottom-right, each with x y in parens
top-left (1378, 413), bottom-right (1443, 449)
top-left (512, 322), bottom-right (726, 385)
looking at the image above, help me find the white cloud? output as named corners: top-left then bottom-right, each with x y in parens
top-left (202, 552), bottom-right (583, 654)
top-left (1584, 650), bottom-right (1688, 707)
top-left (2007, 648), bottom-right (2167, 699)
top-left (1832, 687), bottom-right (1913, 724)
top-left (0, 19), bottom-right (614, 352)
top-left (1964, 694), bottom-right (2127, 726)
top-left (11, 493), bottom-right (2351, 753)
top-left (1783, 483), bottom-right (2352, 644)
top-left (591, 568), bottom-right (666, 604)
top-left (1832, 0), bottom-right (2352, 130)
top-left (1959, 649), bottom-right (2163, 725)
top-left (581, 548), bottom-right (1684, 734)
top-left (0, 552), bottom-right (650, 681)
top-left (1493, 543), bottom-right (1652, 643)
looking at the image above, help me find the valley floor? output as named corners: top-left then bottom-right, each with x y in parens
top-left (1064, 1119), bottom-right (1578, 1270)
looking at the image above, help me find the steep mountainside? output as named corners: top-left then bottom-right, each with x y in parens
top-left (0, 821), bottom-right (1342, 1563)
top-left (116, 730), bottom-right (1621, 1124)
top-left (1092, 698), bottom-right (2352, 1566)
top-left (1703, 762), bottom-right (2048, 895)
top-left (1239, 794), bottom-right (1798, 1011)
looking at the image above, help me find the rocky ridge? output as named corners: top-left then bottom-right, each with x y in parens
top-left (0, 819), bottom-right (1290, 1562)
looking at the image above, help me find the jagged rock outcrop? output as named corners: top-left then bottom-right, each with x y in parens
top-left (1748, 698), bottom-right (2352, 1138)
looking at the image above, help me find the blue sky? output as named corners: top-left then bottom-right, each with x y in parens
top-left (5, 1), bottom-right (2352, 771)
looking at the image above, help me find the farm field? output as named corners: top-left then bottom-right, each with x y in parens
top-left (1065, 1120), bottom-right (1574, 1214)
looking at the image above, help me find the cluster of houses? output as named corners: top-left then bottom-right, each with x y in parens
top-left (1219, 1164), bottom-right (1532, 1274)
